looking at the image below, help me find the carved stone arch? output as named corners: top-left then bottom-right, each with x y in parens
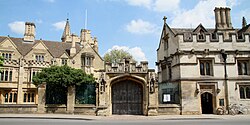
top-left (109, 74), bottom-right (146, 87)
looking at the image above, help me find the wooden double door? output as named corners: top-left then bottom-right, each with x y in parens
top-left (112, 80), bottom-right (143, 115)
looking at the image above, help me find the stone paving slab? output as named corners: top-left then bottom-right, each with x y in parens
top-left (0, 114), bottom-right (249, 121)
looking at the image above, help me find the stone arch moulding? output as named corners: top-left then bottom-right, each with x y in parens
top-left (109, 74), bottom-right (147, 87)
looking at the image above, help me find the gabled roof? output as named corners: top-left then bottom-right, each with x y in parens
top-left (0, 36), bottom-right (81, 58)
top-left (238, 24), bottom-right (250, 34)
top-left (193, 24), bottom-right (208, 33)
top-left (171, 28), bottom-right (215, 34)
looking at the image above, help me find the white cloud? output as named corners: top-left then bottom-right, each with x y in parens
top-left (125, 0), bottom-right (180, 12)
top-left (125, 19), bottom-right (159, 34)
top-left (153, 0), bottom-right (180, 12)
top-left (170, 0), bottom-right (228, 28)
top-left (106, 45), bottom-right (147, 61)
top-left (52, 21), bottom-right (66, 30)
top-left (8, 21), bottom-right (25, 35)
top-left (125, 0), bottom-right (152, 9)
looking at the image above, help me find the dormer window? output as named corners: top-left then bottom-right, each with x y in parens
top-left (81, 53), bottom-right (94, 67)
top-left (198, 30), bottom-right (205, 40)
top-left (35, 55), bottom-right (44, 62)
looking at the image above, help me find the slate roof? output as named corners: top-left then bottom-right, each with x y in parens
top-left (171, 28), bottom-right (216, 34)
top-left (0, 36), bottom-right (81, 58)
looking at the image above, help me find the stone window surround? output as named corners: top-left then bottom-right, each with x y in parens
top-left (0, 68), bottom-right (13, 82)
top-left (23, 90), bottom-right (36, 104)
top-left (1, 52), bottom-right (12, 60)
top-left (35, 54), bottom-right (45, 62)
top-left (237, 83), bottom-right (250, 99)
top-left (4, 89), bottom-right (17, 104)
top-left (61, 58), bottom-right (68, 65)
top-left (237, 60), bottom-right (249, 76)
top-left (199, 59), bottom-right (213, 76)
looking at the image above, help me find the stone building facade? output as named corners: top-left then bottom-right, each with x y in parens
top-left (0, 19), bottom-right (157, 115)
top-left (157, 7), bottom-right (250, 115)
top-left (0, 19), bottom-right (104, 113)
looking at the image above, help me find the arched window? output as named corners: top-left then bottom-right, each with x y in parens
top-left (205, 62), bottom-right (211, 75)
top-left (28, 93), bottom-right (31, 102)
top-left (200, 60), bottom-right (213, 76)
top-left (23, 93), bottom-right (27, 102)
top-left (5, 93), bottom-right (8, 102)
top-left (240, 87), bottom-right (245, 99)
top-left (246, 87), bottom-right (250, 99)
top-left (4, 70), bottom-right (8, 81)
top-left (9, 93), bottom-right (13, 102)
top-left (200, 62), bottom-right (205, 75)
top-left (31, 93), bottom-right (35, 102)
top-left (14, 93), bottom-right (17, 102)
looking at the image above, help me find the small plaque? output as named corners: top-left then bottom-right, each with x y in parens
top-left (163, 94), bottom-right (171, 102)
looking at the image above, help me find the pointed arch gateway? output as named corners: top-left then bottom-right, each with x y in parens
top-left (111, 76), bottom-right (144, 115)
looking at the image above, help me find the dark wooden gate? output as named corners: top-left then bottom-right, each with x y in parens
top-left (112, 80), bottom-right (142, 115)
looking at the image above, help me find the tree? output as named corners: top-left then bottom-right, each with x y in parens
top-left (0, 56), bottom-right (4, 72)
top-left (32, 65), bottom-right (96, 87)
top-left (104, 49), bottom-right (134, 63)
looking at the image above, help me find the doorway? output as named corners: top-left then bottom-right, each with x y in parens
top-left (112, 80), bottom-right (143, 115)
top-left (201, 92), bottom-right (213, 114)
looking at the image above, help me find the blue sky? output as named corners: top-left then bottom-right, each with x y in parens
top-left (0, 0), bottom-right (250, 68)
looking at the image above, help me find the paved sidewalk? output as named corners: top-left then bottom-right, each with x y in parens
top-left (0, 114), bottom-right (249, 121)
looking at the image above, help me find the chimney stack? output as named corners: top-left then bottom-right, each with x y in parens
top-left (70, 34), bottom-right (77, 57)
top-left (214, 7), bottom-right (232, 30)
top-left (24, 22), bottom-right (36, 42)
top-left (80, 29), bottom-right (92, 44)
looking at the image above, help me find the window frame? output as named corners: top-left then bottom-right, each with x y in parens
top-left (23, 91), bottom-right (36, 103)
top-left (35, 54), bottom-right (45, 62)
top-left (4, 90), bottom-right (17, 104)
top-left (237, 60), bottom-right (249, 75)
top-left (199, 60), bottom-right (213, 76)
top-left (239, 85), bottom-right (250, 99)
top-left (61, 58), bottom-right (68, 65)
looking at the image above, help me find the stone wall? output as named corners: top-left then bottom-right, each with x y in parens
top-left (0, 104), bottom-right (37, 113)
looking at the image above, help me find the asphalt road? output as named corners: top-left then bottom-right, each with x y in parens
top-left (0, 118), bottom-right (250, 125)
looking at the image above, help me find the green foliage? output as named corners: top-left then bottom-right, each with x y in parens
top-left (32, 65), bottom-right (96, 87)
top-left (0, 56), bottom-right (3, 72)
top-left (0, 56), bottom-right (3, 66)
top-left (104, 49), bottom-right (134, 63)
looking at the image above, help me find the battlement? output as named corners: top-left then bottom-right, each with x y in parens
top-left (105, 61), bottom-right (148, 74)
top-left (177, 32), bottom-right (250, 43)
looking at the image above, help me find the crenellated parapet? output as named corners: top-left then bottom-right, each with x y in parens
top-left (105, 60), bottom-right (149, 74)
top-left (177, 32), bottom-right (250, 43)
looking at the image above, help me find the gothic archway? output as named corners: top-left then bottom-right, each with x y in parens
top-left (111, 79), bottom-right (143, 115)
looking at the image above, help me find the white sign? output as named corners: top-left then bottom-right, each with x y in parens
top-left (163, 94), bottom-right (171, 102)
